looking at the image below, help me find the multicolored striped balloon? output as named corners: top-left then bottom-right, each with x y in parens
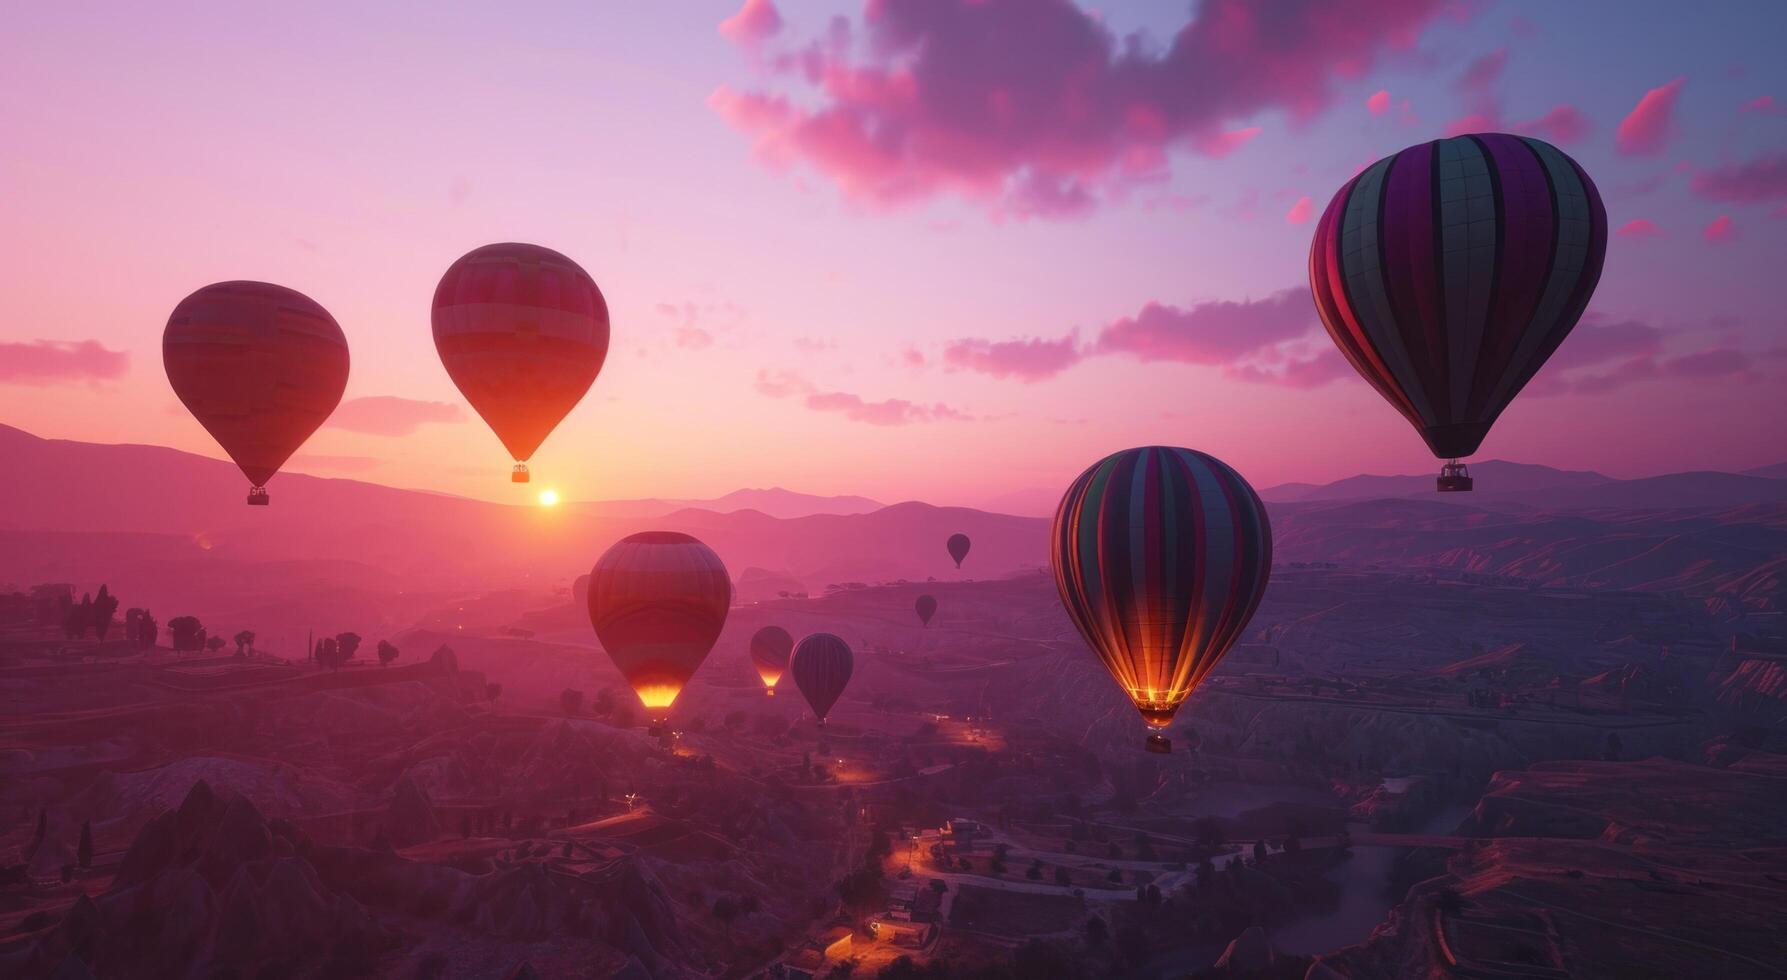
top-left (433, 242), bottom-right (609, 482)
top-left (1051, 447), bottom-right (1272, 753)
top-left (749, 625), bottom-right (793, 695)
top-left (587, 532), bottom-right (731, 721)
top-left (791, 632), bottom-right (853, 725)
top-left (1310, 134), bottom-right (1607, 465)
top-left (164, 281), bottom-right (350, 504)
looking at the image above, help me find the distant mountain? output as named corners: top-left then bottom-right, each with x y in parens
top-left (566, 487), bottom-right (883, 520)
top-left (1260, 460), bottom-right (1612, 503)
top-left (1260, 459), bottom-right (1787, 511)
top-left (1743, 462), bottom-right (1787, 481)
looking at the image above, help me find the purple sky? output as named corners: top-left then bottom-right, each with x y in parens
top-left (1, 1), bottom-right (1783, 511)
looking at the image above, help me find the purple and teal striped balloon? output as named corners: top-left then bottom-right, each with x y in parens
top-left (1310, 133), bottom-right (1607, 462)
top-left (1050, 447), bottom-right (1272, 751)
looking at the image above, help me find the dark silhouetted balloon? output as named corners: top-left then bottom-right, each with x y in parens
top-left (433, 242), bottom-right (610, 483)
top-left (791, 632), bottom-right (853, 725)
top-left (586, 532), bottom-right (730, 720)
top-left (914, 594), bottom-right (937, 627)
top-left (946, 533), bottom-right (971, 568)
top-left (163, 281), bottom-right (350, 505)
top-left (750, 625), bottom-right (793, 695)
top-left (1051, 447), bottom-right (1272, 753)
top-left (1309, 134), bottom-right (1606, 490)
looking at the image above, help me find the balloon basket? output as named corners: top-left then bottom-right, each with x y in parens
top-left (511, 464), bottom-right (530, 483)
top-left (246, 487), bottom-right (270, 506)
top-left (765, 688), bottom-right (775, 696)
top-left (1437, 460), bottom-right (1473, 493)
top-left (1145, 733), bottom-right (1171, 754)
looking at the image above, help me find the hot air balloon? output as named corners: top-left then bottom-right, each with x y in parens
top-left (163, 282), bottom-right (350, 505)
top-left (1309, 134), bottom-right (1607, 492)
top-left (1051, 447), bottom-right (1272, 754)
top-left (433, 242), bottom-right (610, 483)
top-left (914, 594), bottom-right (937, 627)
top-left (587, 532), bottom-right (730, 731)
top-left (946, 533), bottom-right (971, 568)
top-left (791, 632), bottom-right (853, 726)
top-left (750, 625), bottom-right (793, 695)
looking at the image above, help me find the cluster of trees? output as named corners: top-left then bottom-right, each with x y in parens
top-left (60, 585), bottom-right (121, 641)
top-left (312, 632), bottom-right (398, 669)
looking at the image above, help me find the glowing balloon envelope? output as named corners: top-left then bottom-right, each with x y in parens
top-left (1309, 133), bottom-right (1606, 491)
top-left (914, 594), bottom-right (937, 627)
top-left (586, 532), bottom-right (730, 720)
top-left (1051, 447), bottom-right (1272, 753)
top-left (791, 632), bottom-right (853, 725)
top-left (163, 281), bottom-right (350, 505)
top-left (433, 242), bottom-right (610, 483)
top-left (749, 625), bottom-right (793, 695)
top-left (946, 533), bottom-right (971, 569)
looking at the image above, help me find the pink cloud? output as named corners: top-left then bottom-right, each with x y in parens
top-left (1690, 153), bottom-right (1787, 202)
top-left (712, 0), bottom-right (1451, 216)
top-left (1455, 48), bottom-right (1507, 97)
top-left (1367, 89), bottom-right (1391, 115)
top-left (719, 0), bottom-right (783, 46)
top-left (1741, 95), bottom-right (1781, 115)
top-left (1667, 348), bottom-right (1750, 378)
top-left (1615, 218), bottom-right (1662, 239)
top-left (1285, 195), bottom-right (1314, 224)
top-left (753, 369), bottom-right (813, 399)
top-left (1703, 214), bottom-right (1735, 242)
top-left (325, 396), bottom-right (464, 436)
top-left (943, 333), bottom-right (1082, 382)
top-left (0, 339), bottom-right (129, 385)
top-left (1224, 349), bottom-right (1352, 388)
top-left (674, 326), bottom-right (714, 349)
top-left (1547, 316), bottom-right (1663, 372)
top-left (902, 347), bottom-right (926, 368)
top-left (1516, 104), bottom-right (1590, 143)
top-left (1442, 112), bottom-right (1499, 137)
top-left (1096, 289), bottom-right (1316, 365)
top-left (1616, 78), bottom-right (1685, 156)
top-left (804, 391), bottom-right (970, 425)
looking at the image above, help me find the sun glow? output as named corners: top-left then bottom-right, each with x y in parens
top-left (538, 489), bottom-right (560, 507)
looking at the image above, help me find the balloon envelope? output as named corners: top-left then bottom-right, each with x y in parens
top-left (946, 533), bottom-right (971, 568)
top-left (749, 625), bottom-right (793, 693)
top-left (433, 242), bottom-right (610, 466)
top-left (587, 532), bottom-right (730, 716)
top-left (914, 594), bottom-right (937, 626)
top-left (1309, 134), bottom-right (1606, 461)
top-left (163, 281), bottom-right (349, 492)
top-left (1051, 447), bottom-right (1272, 743)
top-left (791, 632), bottom-right (853, 723)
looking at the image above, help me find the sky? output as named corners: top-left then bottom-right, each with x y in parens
top-left (2, 0), bottom-right (1784, 512)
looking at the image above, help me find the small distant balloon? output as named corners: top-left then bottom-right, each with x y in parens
top-left (914, 594), bottom-right (937, 627)
top-left (791, 632), bottom-right (853, 725)
top-left (946, 533), bottom-right (971, 569)
top-left (433, 242), bottom-right (610, 484)
top-left (163, 281), bottom-right (350, 506)
top-left (750, 625), bottom-right (793, 695)
top-left (586, 532), bottom-right (730, 722)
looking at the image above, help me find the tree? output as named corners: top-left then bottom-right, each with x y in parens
top-left (377, 640), bottom-right (399, 666)
top-left (1105, 868), bottom-right (1122, 884)
top-left (169, 616), bottom-right (204, 652)
top-left (956, 857), bottom-right (972, 872)
top-left (1196, 859), bottom-right (1215, 890)
top-left (334, 632), bottom-right (362, 663)
top-left (1026, 860), bottom-right (1042, 880)
top-left (1252, 840), bottom-right (1268, 866)
top-left (64, 594), bottom-right (91, 639)
top-left (233, 630), bottom-right (255, 658)
top-left (929, 878), bottom-right (947, 895)
top-left (1195, 816), bottom-right (1226, 847)
top-left (206, 635), bottom-right (226, 654)
top-left (77, 821), bottom-right (92, 869)
top-left (485, 682), bottom-right (503, 700)
top-left (92, 585), bottom-right (118, 641)
top-left (1054, 867), bottom-right (1071, 886)
top-left (138, 613), bottom-right (158, 649)
top-left (317, 637), bottom-right (340, 670)
top-left (561, 689), bottom-right (584, 715)
top-left (1084, 916), bottom-right (1107, 949)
